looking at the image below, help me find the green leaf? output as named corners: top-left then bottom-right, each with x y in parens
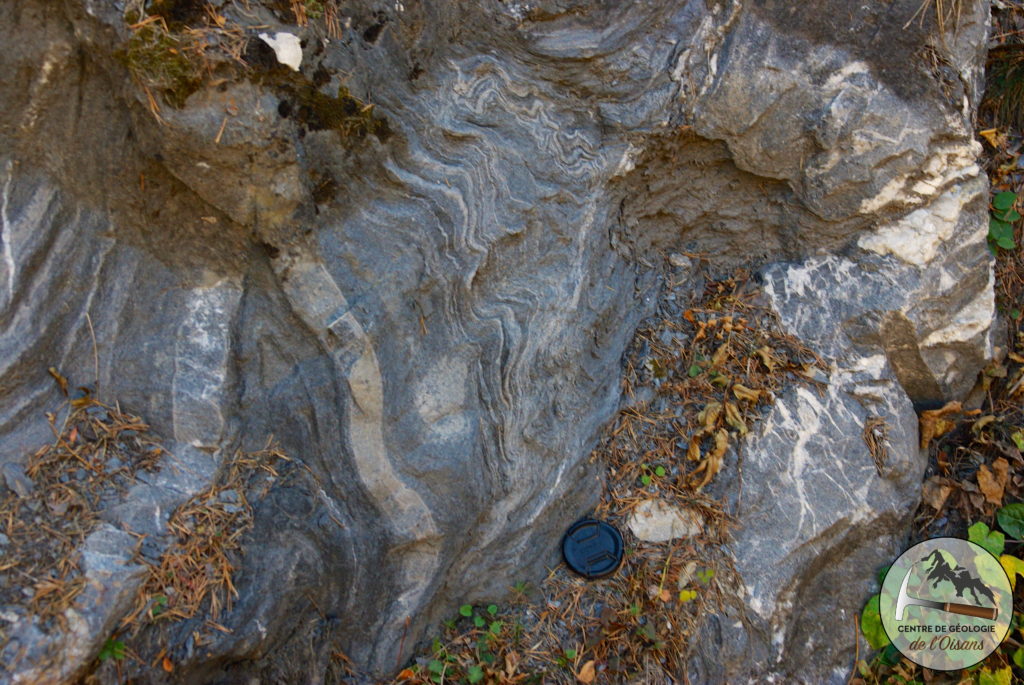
top-left (994, 191), bottom-right (1017, 211)
top-left (968, 521), bottom-right (1006, 557)
top-left (486, 604), bottom-right (498, 616)
top-left (98, 638), bottom-right (126, 661)
top-left (997, 503), bottom-right (1024, 539)
top-left (459, 604), bottom-right (473, 617)
top-left (998, 234), bottom-right (1016, 250)
top-left (688, 364), bottom-right (702, 378)
top-left (1013, 309), bottom-right (1023, 321)
top-left (1012, 430), bottom-right (1024, 451)
top-left (876, 564), bottom-right (891, 587)
top-left (428, 660), bottom-right (444, 674)
top-left (641, 474), bottom-right (651, 486)
top-left (696, 568), bottom-right (715, 584)
top-left (1013, 647), bottom-right (1024, 669)
top-left (879, 643), bottom-right (900, 665)
top-left (467, 665), bottom-right (484, 683)
top-left (990, 217), bottom-right (1013, 242)
top-left (564, 648), bottom-right (577, 660)
top-left (489, 621), bottom-right (503, 634)
top-left (654, 466), bottom-right (666, 478)
top-left (860, 595), bottom-right (890, 650)
top-left (473, 615), bottom-right (486, 628)
top-left (1000, 208), bottom-right (1022, 222)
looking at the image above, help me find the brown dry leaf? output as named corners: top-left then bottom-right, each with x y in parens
top-left (977, 464), bottom-right (1005, 506)
top-left (972, 415), bottom-right (997, 433)
top-left (724, 402), bottom-right (747, 435)
top-left (732, 384), bottom-right (760, 403)
top-left (919, 401), bottom-right (962, 449)
top-left (694, 430), bottom-right (730, 490)
top-left (505, 651), bottom-right (520, 678)
top-left (698, 402), bottom-right (722, 433)
top-left (1008, 351), bottom-right (1024, 364)
top-left (977, 458), bottom-right (1011, 507)
top-left (712, 342), bottom-right (730, 367)
top-left (686, 438), bottom-right (701, 462)
top-left (162, 657), bottom-right (174, 673)
top-left (993, 457), bottom-right (1010, 487)
top-left (922, 476), bottom-right (954, 511)
top-left (48, 367), bottom-right (69, 396)
top-left (659, 588), bottom-right (672, 602)
top-left (755, 346), bottom-right (777, 371)
top-left (577, 660), bottom-right (596, 684)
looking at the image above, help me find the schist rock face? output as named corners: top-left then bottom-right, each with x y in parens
top-left (0, 0), bottom-right (994, 682)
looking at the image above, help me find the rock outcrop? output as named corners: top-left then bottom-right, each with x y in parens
top-left (0, 0), bottom-right (993, 682)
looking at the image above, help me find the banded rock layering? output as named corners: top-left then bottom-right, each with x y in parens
top-left (0, 0), bottom-right (994, 682)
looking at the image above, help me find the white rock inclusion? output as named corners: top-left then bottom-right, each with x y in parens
top-left (627, 499), bottom-right (702, 543)
top-left (258, 32), bottom-right (302, 72)
top-left (857, 187), bottom-right (964, 266)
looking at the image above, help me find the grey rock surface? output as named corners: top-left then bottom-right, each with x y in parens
top-left (0, 0), bottom-right (994, 682)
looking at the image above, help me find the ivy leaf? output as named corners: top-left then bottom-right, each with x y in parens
top-left (997, 502), bottom-right (1024, 539)
top-left (990, 217), bottom-right (1014, 244)
top-left (968, 521), bottom-right (1005, 558)
top-left (860, 595), bottom-right (890, 650)
top-left (993, 191), bottom-right (1017, 211)
top-left (486, 604), bottom-right (498, 616)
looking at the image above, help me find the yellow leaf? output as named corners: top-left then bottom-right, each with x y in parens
top-left (577, 660), bottom-right (596, 684)
top-left (979, 665), bottom-right (1012, 685)
top-left (979, 128), bottom-right (1003, 148)
top-left (678, 589), bottom-right (697, 602)
top-left (732, 384), bottom-right (760, 403)
top-left (1000, 555), bottom-right (1024, 591)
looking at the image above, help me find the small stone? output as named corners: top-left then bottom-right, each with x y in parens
top-left (1, 463), bottom-right (33, 498)
top-left (668, 253), bottom-right (692, 270)
top-left (0, 533), bottom-right (8, 546)
top-left (627, 500), bottom-right (702, 543)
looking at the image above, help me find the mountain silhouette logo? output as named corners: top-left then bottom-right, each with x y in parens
top-left (922, 550), bottom-right (996, 607)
